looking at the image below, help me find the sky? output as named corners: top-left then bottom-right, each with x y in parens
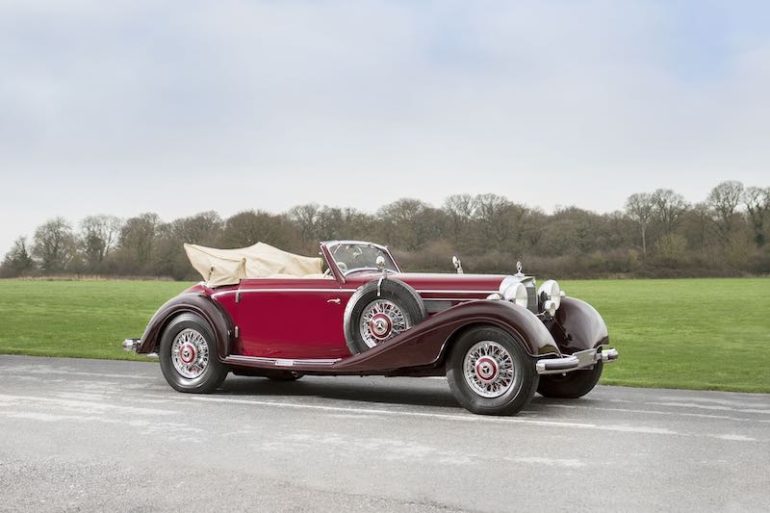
top-left (1, 0), bottom-right (769, 255)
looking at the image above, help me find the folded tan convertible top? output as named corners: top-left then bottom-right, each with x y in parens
top-left (184, 242), bottom-right (325, 287)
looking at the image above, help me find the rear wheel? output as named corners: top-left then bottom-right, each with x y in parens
top-left (537, 361), bottom-right (603, 399)
top-left (446, 326), bottom-right (538, 416)
top-left (159, 313), bottom-right (228, 393)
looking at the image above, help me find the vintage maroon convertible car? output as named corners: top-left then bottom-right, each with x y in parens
top-left (125, 240), bottom-right (617, 415)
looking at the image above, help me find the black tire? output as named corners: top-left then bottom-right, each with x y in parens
top-left (343, 278), bottom-right (427, 354)
top-left (446, 326), bottom-right (538, 416)
top-left (159, 313), bottom-right (228, 393)
top-left (537, 361), bottom-right (603, 399)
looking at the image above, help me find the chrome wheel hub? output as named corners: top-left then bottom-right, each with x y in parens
top-left (171, 328), bottom-right (209, 379)
top-left (369, 313), bottom-right (393, 340)
top-left (463, 341), bottom-right (515, 398)
top-left (475, 356), bottom-right (499, 382)
top-left (359, 300), bottom-right (409, 348)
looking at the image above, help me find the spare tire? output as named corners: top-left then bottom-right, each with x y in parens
top-left (344, 278), bottom-right (427, 354)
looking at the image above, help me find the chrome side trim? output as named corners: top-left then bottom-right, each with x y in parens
top-left (212, 288), bottom-right (355, 299)
top-left (224, 355), bottom-right (341, 368)
top-left (213, 288), bottom-right (496, 298)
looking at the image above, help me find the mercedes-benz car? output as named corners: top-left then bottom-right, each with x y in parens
top-left (124, 240), bottom-right (618, 415)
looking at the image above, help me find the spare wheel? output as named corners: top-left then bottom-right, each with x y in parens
top-left (343, 279), bottom-right (427, 354)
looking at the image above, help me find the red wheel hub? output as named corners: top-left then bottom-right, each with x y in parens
top-left (179, 343), bottom-right (197, 365)
top-left (475, 356), bottom-right (499, 383)
top-left (369, 313), bottom-right (393, 341)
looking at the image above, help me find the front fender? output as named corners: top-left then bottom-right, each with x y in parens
top-left (333, 300), bottom-right (560, 374)
top-left (552, 297), bottom-right (609, 353)
top-left (137, 293), bottom-right (234, 360)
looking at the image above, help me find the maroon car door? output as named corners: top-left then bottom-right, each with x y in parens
top-left (232, 278), bottom-right (353, 359)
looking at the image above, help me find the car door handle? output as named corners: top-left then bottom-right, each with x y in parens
top-left (327, 298), bottom-right (341, 304)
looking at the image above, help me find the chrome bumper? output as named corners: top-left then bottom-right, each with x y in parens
top-left (123, 338), bottom-right (141, 352)
top-left (536, 347), bottom-right (618, 375)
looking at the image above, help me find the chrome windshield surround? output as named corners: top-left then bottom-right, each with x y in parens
top-left (322, 240), bottom-right (401, 276)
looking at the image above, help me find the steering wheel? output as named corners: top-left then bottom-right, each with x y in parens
top-left (324, 261), bottom-right (348, 276)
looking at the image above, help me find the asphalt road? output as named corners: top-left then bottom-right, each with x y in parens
top-left (0, 356), bottom-right (768, 513)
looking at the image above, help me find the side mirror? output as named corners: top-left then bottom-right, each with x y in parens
top-left (452, 256), bottom-right (464, 275)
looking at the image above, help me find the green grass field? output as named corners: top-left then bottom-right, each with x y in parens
top-left (0, 278), bottom-right (768, 392)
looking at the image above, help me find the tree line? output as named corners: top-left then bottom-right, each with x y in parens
top-left (2, 180), bottom-right (769, 280)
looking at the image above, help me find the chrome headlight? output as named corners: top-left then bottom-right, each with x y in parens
top-left (538, 279), bottom-right (563, 316)
top-left (499, 276), bottom-right (528, 308)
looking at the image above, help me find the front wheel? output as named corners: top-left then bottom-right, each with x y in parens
top-left (446, 326), bottom-right (538, 416)
top-left (537, 361), bottom-right (603, 399)
top-left (159, 313), bottom-right (228, 393)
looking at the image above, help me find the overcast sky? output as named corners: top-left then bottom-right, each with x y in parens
top-left (2, 0), bottom-right (769, 255)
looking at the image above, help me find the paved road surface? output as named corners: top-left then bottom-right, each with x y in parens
top-left (0, 355), bottom-right (768, 512)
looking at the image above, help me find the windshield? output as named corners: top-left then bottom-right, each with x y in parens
top-left (327, 242), bottom-right (398, 275)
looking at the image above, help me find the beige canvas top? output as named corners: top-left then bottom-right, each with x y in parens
top-left (184, 242), bottom-right (326, 287)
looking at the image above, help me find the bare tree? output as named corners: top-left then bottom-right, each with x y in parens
top-left (625, 192), bottom-right (655, 257)
top-left (651, 189), bottom-right (688, 235)
top-left (743, 186), bottom-right (770, 247)
top-left (32, 218), bottom-right (75, 273)
top-left (472, 194), bottom-right (513, 247)
top-left (221, 210), bottom-right (300, 250)
top-left (288, 204), bottom-right (320, 244)
top-left (170, 211), bottom-right (222, 245)
top-left (315, 207), bottom-right (345, 241)
top-left (0, 237), bottom-right (36, 277)
top-left (377, 199), bottom-right (431, 251)
top-left (443, 194), bottom-right (475, 243)
top-left (708, 181), bottom-right (744, 238)
top-left (81, 215), bottom-right (122, 268)
top-left (117, 213), bottom-right (161, 271)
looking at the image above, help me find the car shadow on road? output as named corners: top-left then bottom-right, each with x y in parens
top-left (216, 375), bottom-right (557, 413)
top-left (219, 375), bottom-right (464, 409)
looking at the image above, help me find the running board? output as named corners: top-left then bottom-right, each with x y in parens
top-left (223, 354), bottom-right (341, 370)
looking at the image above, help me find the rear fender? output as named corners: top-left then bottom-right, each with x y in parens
top-left (137, 293), bottom-right (234, 360)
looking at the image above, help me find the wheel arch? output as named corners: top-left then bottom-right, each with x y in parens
top-left (137, 293), bottom-right (234, 361)
top-left (436, 317), bottom-right (549, 370)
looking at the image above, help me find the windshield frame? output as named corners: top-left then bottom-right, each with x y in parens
top-left (320, 241), bottom-right (401, 282)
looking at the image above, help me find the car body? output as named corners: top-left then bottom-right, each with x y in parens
top-left (125, 240), bottom-right (618, 415)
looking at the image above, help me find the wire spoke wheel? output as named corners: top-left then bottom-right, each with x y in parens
top-left (358, 299), bottom-right (410, 348)
top-left (462, 341), bottom-right (515, 398)
top-left (171, 328), bottom-right (210, 379)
